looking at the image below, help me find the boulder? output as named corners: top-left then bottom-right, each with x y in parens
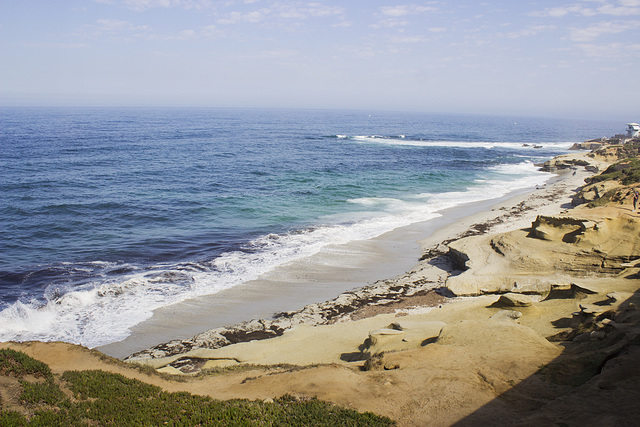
top-left (156, 365), bottom-right (184, 375)
top-left (362, 321), bottom-right (446, 357)
top-left (491, 293), bottom-right (535, 308)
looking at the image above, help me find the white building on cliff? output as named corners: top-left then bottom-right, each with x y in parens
top-left (627, 123), bottom-right (640, 138)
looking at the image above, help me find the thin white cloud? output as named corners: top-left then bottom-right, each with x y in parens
top-left (24, 42), bottom-right (90, 49)
top-left (370, 19), bottom-right (410, 29)
top-left (201, 25), bottom-right (218, 37)
top-left (596, 3), bottom-right (640, 15)
top-left (277, 4), bottom-right (345, 19)
top-left (216, 3), bottom-right (345, 25)
top-left (530, 1), bottom-right (640, 17)
top-left (333, 21), bottom-right (352, 28)
top-left (217, 9), bottom-right (268, 24)
top-left (178, 29), bottom-right (196, 38)
top-left (576, 41), bottom-right (640, 57)
top-left (256, 49), bottom-right (300, 59)
top-left (380, 5), bottom-right (437, 17)
top-left (93, 19), bottom-right (149, 33)
top-left (139, 24), bottom-right (224, 40)
top-left (391, 35), bottom-right (427, 43)
top-left (93, 0), bottom-right (213, 11)
top-left (569, 20), bottom-right (640, 41)
top-left (372, 4), bottom-right (437, 30)
top-left (529, 5), bottom-right (597, 17)
top-left (123, 0), bottom-right (177, 10)
top-left (507, 25), bottom-right (555, 39)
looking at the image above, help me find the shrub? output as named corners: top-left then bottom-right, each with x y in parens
top-left (588, 158), bottom-right (640, 185)
top-left (0, 411), bottom-right (27, 426)
top-left (61, 370), bottom-right (161, 400)
top-left (20, 380), bottom-right (67, 408)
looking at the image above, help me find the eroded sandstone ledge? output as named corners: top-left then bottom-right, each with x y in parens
top-left (446, 210), bottom-right (640, 297)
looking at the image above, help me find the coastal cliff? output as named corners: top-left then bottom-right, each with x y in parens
top-left (2, 142), bottom-right (640, 425)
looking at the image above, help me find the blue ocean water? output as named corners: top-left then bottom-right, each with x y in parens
top-left (0, 107), bottom-right (620, 347)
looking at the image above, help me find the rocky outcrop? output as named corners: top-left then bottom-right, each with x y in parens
top-left (588, 139), bottom-right (640, 162)
top-left (491, 293), bottom-right (536, 307)
top-left (360, 321), bottom-right (446, 358)
top-left (570, 141), bottom-right (605, 151)
top-left (446, 211), bottom-right (640, 296)
top-left (527, 215), bottom-right (593, 242)
top-left (539, 155), bottom-right (591, 172)
top-left (126, 268), bottom-right (445, 363)
top-left (572, 180), bottom-right (627, 206)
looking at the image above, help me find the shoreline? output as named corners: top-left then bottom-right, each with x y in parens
top-left (119, 152), bottom-right (602, 362)
top-left (98, 178), bottom-right (557, 358)
top-left (4, 145), bottom-right (640, 425)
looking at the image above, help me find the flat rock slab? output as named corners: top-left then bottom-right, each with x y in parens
top-left (579, 303), bottom-right (610, 315)
top-left (364, 321), bottom-right (446, 356)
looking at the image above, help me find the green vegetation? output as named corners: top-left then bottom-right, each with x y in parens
top-left (0, 349), bottom-right (52, 379)
top-left (589, 158), bottom-right (640, 185)
top-left (0, 350), bottom-right (395, 426)
top-left (586, 189), bottom-right (624, 208)
top-left (197, 362), bottom-right (312, 376)
top-left (20, 380), bottom-right (67, 408)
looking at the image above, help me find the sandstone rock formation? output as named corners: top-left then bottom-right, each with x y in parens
top-left (360, 320), bottom-right (446, 358)
top-left (491, 293), bottom-right (535, 307)
top-left (538, 154), bottom-right (591, 172)
top-left (446, 210), bottom-right (640, 296)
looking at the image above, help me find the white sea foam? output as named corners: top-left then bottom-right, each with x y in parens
top-left (0, 214), bottom-right (436, 347)
top-left (412, 161), bottom-right (549, 209)
top-left (0, 160), bottom-right (554, 349)
top-left (347, 135), bottom-right (574, 151)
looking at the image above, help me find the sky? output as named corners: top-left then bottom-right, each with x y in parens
top-left (1, 0), bottom-right (639, 119)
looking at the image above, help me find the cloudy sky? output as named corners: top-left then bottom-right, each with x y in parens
top-left (1, 0), bottom-right (639, 118)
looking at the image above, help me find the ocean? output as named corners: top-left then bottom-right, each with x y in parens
top-left (0, 107), bottom-right (621, 350)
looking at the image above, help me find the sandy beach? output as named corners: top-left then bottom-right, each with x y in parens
top-left (3, 148), bottom-right (640, 425)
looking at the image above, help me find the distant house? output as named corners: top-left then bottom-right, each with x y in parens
top-left (628, 123), bottom-right (640, 138)
top-left (572, 123), bottom-right (640, 150)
